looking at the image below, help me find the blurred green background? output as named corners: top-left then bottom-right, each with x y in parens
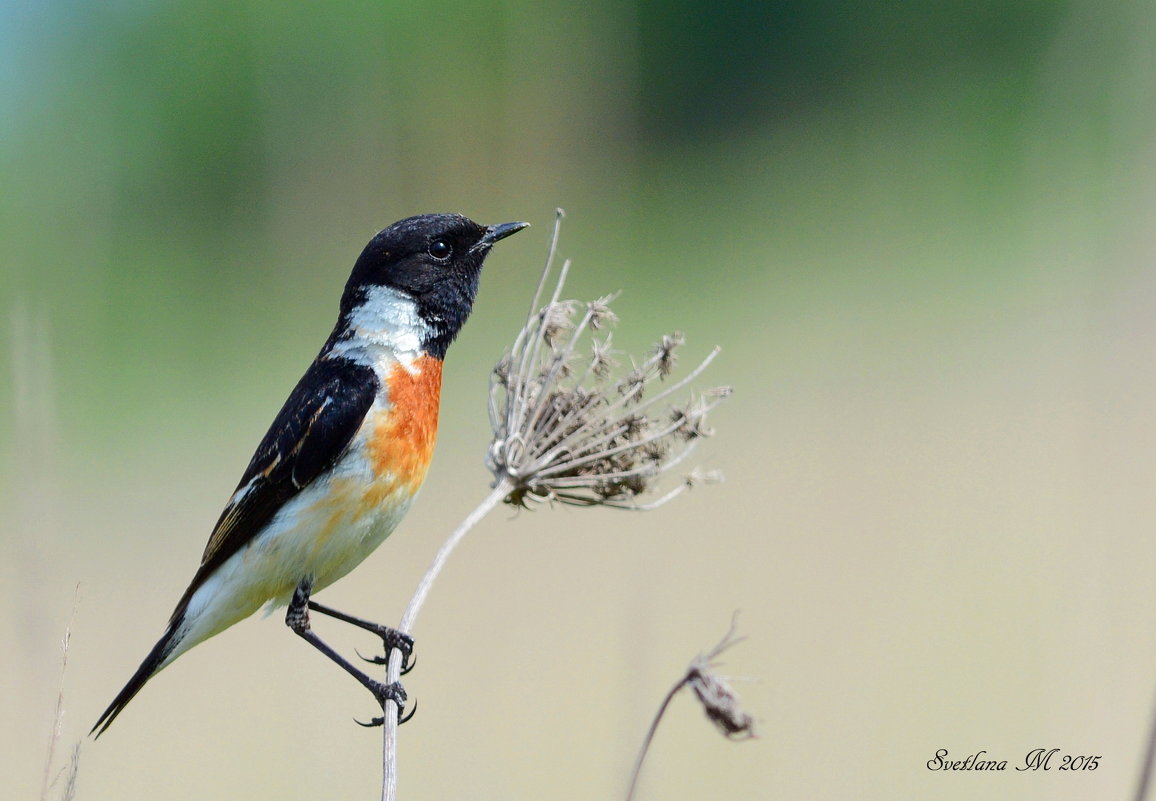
top-left (5, 1), bottom-right (1156, 799)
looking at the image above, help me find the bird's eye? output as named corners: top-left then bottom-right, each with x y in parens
top-left (428, 240), bottom-right (452, 260)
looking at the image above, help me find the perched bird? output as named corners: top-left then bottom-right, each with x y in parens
top-left (92, 213), bottom-right (528, 736)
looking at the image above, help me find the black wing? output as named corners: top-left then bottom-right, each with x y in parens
top-left (175, 356), bottom-right (379, 617)
top-left (91, 356), bottom-right (379, 737)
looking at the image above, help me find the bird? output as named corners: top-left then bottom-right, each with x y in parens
top-left (92, 213), bottom-right (528, 737)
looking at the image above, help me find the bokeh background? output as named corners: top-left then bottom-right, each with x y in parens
top-left (5, 1), bottom-right (1156, 799)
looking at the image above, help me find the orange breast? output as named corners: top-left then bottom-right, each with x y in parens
top-left (367, 355), bottom-right (443, 495)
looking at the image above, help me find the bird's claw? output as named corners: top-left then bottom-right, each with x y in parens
top-left (353, 708), bottom-right (416, 727)
top-left (356, 647), bottom-right (387, 666)
top-left (353, 688), bottom-right (416, 729)
top-left (399, 701), bottom-right (417, 725)
top-left (356, 644), bottom-right (415, 674)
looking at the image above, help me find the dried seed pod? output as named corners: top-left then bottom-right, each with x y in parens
top-left (486, 211), bottom-right (731, 510)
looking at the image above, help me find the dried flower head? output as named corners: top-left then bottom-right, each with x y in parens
top-left (625, 614), bottom-right (756, 801)
top-left (487, 210), bottom-right (731, 509)
top-left (686, 619), bottom-right (757, 740)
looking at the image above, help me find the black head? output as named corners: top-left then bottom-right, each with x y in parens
top-left (341, 213), bottom-right (528, 358)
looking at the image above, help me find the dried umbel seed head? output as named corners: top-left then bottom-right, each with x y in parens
top-left (486, 211), bottom-right (731, 510)
top-left (625, 614), bottom-right (757, 801)
top-left (654, 333), bottom-right (683, 378)
top-left (687, 664), bottom-right (757, 740)
top-left (686, 615), bottom-right (757, 740)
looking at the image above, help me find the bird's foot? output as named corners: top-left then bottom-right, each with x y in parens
top-left (353, 683), bottom-right (415, 727)
top-left (307, 600), bottom-right (414, 672)
top-left (356, 638), bottom-right (415, 675)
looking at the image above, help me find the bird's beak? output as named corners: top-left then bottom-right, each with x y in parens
top-left (474, 221), bottom-right (530, 251)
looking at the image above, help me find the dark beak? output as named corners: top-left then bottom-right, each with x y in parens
top-left (474, 220), bottom-right (530, 251)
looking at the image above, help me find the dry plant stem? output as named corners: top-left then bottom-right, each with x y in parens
top-left (380, 479), bottom-right (514, 801)
top-left (59, 745), bottom-right (80, 801)
top-left (625, 616), bottom-right (752, 801)
top-left (625, 677), bottom-right (686, 801)
top-left (41, 629), bottom-right (70, 801)
top-left (1135, 689), bottom-right (1156, 801)
top-left (505, 214), bottom-right (568, 437)
top-left (42, 588), bottom-right (80, 801)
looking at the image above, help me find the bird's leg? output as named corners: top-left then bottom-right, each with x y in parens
top-left (286, 578), bottom-right (410, 726)
top-left (306, 599), bottom-right (414, 673)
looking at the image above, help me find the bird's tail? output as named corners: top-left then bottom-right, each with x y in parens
top-left (91, 618), bottom-right (184, 738)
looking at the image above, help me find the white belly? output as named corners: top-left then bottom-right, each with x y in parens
top-left (163, 447), bottom-right (416, 667)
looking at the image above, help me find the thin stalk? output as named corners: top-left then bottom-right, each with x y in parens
top-left (1135, 688), bottom-right (1156, 801)
top-left (511, 263), bottom-right (572, 436)
top-left (520, 307), bottom-right (597, 440)
top-left (625, 677), bottom-right (685, 801)
top-left (523, 209), bottom-right (566, 325)
top-left (603, 483), bottom-right (689, 510)
top-left (381, 479), bottom-right (513, 801)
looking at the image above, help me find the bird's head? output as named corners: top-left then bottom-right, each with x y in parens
top-left (338, 214), bottom-right (528, 359)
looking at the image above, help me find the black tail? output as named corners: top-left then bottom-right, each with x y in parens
top-left (91, 622), bottom-right (182, 738)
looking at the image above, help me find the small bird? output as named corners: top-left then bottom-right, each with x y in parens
top-left (92, 213), bottom-right (528, 736)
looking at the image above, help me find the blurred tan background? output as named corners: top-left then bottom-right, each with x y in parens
top-left (5, 1), bottom-right (1156, 799)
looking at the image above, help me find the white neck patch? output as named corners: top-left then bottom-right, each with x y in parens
top-left (328, 285), bottom-right (435, 375)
